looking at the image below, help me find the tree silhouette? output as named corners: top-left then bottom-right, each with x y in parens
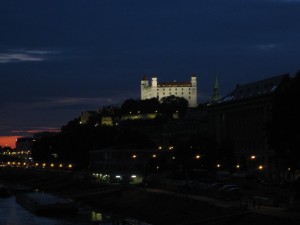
top-left (160, 95), bottom-right (188, 119)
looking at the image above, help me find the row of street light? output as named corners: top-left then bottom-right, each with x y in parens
top-left (2, 161), bottom-right (73, 170)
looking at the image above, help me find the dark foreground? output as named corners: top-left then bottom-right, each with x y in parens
top-left (1, 168), bottom-right (299, 225)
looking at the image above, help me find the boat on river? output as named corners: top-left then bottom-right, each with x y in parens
top-left (16, 192), bottom-right (78, 216)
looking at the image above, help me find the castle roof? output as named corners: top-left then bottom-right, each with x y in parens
top-left (158, 81), bottom-right (192, 87)
top-left (142, 74), bottom-right (147, 80)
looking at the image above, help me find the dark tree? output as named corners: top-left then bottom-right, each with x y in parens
top-left (160, 95), bottom-right (188, 119)
top-left (140, 98), bottom-right (160, 113)
top-left (121, 98), bottom-right (160, 114)
top-left (121, 99), bottom-right (139, 114)
top-left (61, 117), bottom-right (81, 133)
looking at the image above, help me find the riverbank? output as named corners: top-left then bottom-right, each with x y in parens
top-left (1, 168), bottom-right (299, 225)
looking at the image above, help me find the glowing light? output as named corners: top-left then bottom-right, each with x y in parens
top-left (195, 155), bottom-right (200, 159)
top-left (236, 164), bottom-right (240, 169)
top-left (251, 155), bottom-right (256, 159)
top-left (258, 165), bottom-right (263, 170)
top-left (217, 164), bottom-right (221, 168)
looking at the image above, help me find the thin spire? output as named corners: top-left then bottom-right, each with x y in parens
top-left (212, 75), bottom-right (221, 102)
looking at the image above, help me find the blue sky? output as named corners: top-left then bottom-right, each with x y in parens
top-left (1, 0), bottom-right (300, 139)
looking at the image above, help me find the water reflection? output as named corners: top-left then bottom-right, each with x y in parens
top-left (1, 196), bottom-right (152, 225)
top-left (91, 211), bottom-right (103, 222)
top-left (1, 196), bottom-right (93, 225)
top-left (90, 211), bottom-right (153, 225)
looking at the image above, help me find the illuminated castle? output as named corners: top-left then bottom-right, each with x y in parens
top-left (141, 74), bottom-right (197, 107)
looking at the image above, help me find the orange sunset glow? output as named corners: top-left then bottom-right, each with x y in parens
top-left (0, 136), bottom-right (21, 149)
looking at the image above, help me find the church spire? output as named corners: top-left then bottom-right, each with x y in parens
top-left (211, 75), bottom-right (221, 102)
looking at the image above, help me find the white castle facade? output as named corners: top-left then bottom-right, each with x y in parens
top-left (141, 74), bottom-right (198, 107)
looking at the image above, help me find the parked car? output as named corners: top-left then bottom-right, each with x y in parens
top-left (217, 184), bottom-right (240, 192)
top-left (204, 182), bottom-right (224, 191)
top-left (222, 188), bottom-right (243, 200)
top-left (215, 184), bottom-right (240, 198)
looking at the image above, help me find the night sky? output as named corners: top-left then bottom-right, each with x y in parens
top-left (1, 0), bottom-right (300, 147)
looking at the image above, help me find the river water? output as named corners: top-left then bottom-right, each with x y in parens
top-left (0, 195), bottom-right (98, 225)
top-left (0, 196), bottom-right (152, 225)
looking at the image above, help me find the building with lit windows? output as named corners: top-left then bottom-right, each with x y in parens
top-left (141, 74), bottom-right (198, 107)
top-left (89, 148), bottom-right (172, 183)
top-left (207, 74), bottom-right (291, 179)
